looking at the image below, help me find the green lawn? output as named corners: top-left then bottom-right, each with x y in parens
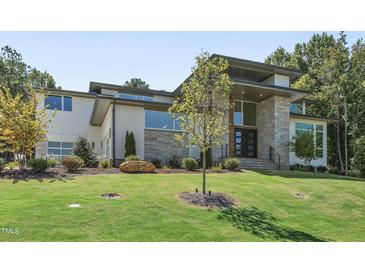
top-left (0, 170), bottom-right (365, 242)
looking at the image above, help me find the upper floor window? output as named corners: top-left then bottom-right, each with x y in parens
top-left (116, 93), bottom-right (153, 102)
top-left (290, 103), bottom-right (303, 114)
top-left (234, 100), bottom-right (257, 127)
top-left (45, 95), bottom-right (72, 111)
top-left (145, 110), bottom-right (181, 131)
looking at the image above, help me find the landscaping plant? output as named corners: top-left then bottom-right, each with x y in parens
top-left (167, 155), bottom-right (181, 168)
top-left (0, 158), bottom-right (5, 172)
top-left (169, 52), bottom-right (233, 194)
top-left (62, 156), bottom-right (84, 172)
top-left (27, 159), bottom-right (49, 173)
top-left (124, 131), bottom-right (136, 158)
top-left (73, 136), bottom-right (98, 167)
top-left (351, 136), bottom-right (365, 177)
top-left (181, 157), bottom-right (199, 171)
top-left (224, 158), bottom-right (240, 171)
top-left (100, 159), bottom-right (110, 169)
top-left (289, 131), bottom-right (317, 169)
top-left (125, 154), bottom-right (140, 161)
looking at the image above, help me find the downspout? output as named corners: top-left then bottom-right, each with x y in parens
top-left (112, 100), bottom-right (116, 167)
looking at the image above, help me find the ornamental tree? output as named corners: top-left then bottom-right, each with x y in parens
top-left (169, 52), bottom-right (233, 194)
top-left (289, 131), bottom-right (317, 169)
top-left (0, 85), bottom-right (52, 169)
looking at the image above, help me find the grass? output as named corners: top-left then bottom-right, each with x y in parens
top-left (0, 170), bottom-right (365, 241)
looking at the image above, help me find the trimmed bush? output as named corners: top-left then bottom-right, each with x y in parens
top-left (47, 159), bottom-right (58, 168)
top-left (316, 166), bottom-right (327, 173)
top-left (100, 159), bottom-right (110, 169)
top-left (182, 158), bottom-right (199, 171)
top-left (28, 159), bottom-right (48, 173)
top-left (290, 164), bottom-right (306, 171)
top-left (0, 158), bottom-right (5, 172)
top-left (125, 154), bottom-right (140, 161)
top-left (73, 136), bottom-right (98, 167)
top-left (224, 157), bottom-right (240, 171)
top-left (5, 161), bottom-right (19, 170)
top-left (167, 155), bottom-right (181, 168)
top-left (62, 156), bottom-right (84, 172)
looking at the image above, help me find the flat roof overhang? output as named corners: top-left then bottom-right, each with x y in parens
top-left (89, 95), bottom-right (172, 126)
top-left (232, 78), bottom-right (309, 102)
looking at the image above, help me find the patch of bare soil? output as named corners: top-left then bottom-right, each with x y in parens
top-left (178, 191), bottom-right (236, 209)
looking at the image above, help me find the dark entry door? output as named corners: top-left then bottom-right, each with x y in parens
top-left (235, 129), bottom-right (257, 158)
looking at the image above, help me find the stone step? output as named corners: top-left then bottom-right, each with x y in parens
top-left (237, 157), bottom-right (278, 170)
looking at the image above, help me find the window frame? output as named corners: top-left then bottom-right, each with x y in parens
top-left (145, 110), bottom-right (182, 131)
top-left (45, 95), bottom-right (73, 112)
top-left (290, 103), bottom-right (303, 114)
top-left (294, 122), bottom-right (324, 159)
top-left (47, 141), bottom-right (74, 159)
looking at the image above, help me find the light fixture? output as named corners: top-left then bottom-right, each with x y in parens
top-left (259, 94), bottom-right (263, 97)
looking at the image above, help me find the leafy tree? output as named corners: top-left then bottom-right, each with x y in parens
top-left (124, 131), bottom-right (136, 158)
top-left (124, 78), bottom-right (149, 89)
top-left (0, 85), bottom-right (52, 169)
top-left (0, 45), bottom-right (58, 96)
top-left (265, 46), bottom-right (292, 67)
top-left (169, 52), bottom-right (233, 194)
top-left (351, 136), bottom-right (365, 177)
top-left (289, 131), bottom-right (317, 169)
top-left (73, 136), bottom-right (98, 167)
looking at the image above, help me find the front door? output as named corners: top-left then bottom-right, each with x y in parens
top-left (235, 128), bottom-right (257, 158)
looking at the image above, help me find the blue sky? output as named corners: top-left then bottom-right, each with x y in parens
top-left (1, 32), bottom-right (364, 92)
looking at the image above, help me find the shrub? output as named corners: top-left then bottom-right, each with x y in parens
top-left (5, 161), bottom-right (19, 170)
top-left (62, 156), bottom-right (84, 172)
top-left (182, 157), bottom-right (199, 171)
top-left (125, 154), bottom-right (140, 161)
top-left (167, 155), bottom-right (181, 168)
top-left (124, 131), bottom-right (136, 158)
top-left (100, 159), bottom-right (110, 169)
top-left (290, 164), bottom-right (306, 171)
top-left (212, 164), bottom-right (223, 173)
top-left (47, 159), bottom-right (58, 168)
top-left (162, 165), bottom-right (171, 171)
top-left (316, 166), bottom-right (327, 173)
top-left (289, 132), bottom-right (317, 168)
top-left (224, 157), bottom-right (240, 170)
top-left (200, 147), bottom-right (212, 168)
top-left (27, 159), bottom-right (49, 173)
top-left (0, 158), bottom-right (5, 172)
top-left (151, 158), bottom-right (162, 168)
top-left (73, 136), bottom-right (98, 167)
top-left (351, 136), bottom-right (365, 177)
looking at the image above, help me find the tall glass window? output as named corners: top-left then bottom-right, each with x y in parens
top-left (45, 95), bottom-right (62, 110)
top-left (234, 100), bottom-right (257, 127)
top-left (63, 96), bottom-right (72, 111)
top-left (295, 122), bottom-right (324, 158)
top-left (145, 110), bottom-right (181, 130)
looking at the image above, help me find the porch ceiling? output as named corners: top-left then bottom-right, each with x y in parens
top-left (231, 78), bottom-right (309, 102)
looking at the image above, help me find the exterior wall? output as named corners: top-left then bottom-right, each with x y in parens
top-left (36, 93), bottom-right (101, 158)
top-left (144, 129), bottom-right (188, 164)
top-left (258, 95), bottom-right (290, 169)
top-left (289, 118), bottom-right (328, 167)
top-left (261, 74), bottom-right (289, 87)
top-left (100, 104), bottom-right (112, 158)
top-left (114, 104), bottom-right (145, 161)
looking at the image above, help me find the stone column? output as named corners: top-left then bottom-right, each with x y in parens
top-left (258, 95), bottom-right (290, 169)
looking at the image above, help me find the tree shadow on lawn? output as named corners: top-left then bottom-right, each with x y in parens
top-left (218, 207), bottom-right (330, 242)
top-left (253, 170), bottom-right (365, 182)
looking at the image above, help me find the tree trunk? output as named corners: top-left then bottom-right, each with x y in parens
top-left (336, 122), bottom-right (344, 174)
top-left (202, 149), bottom-right (206, 195)
top-left (343, 99), bottom-right (348, 175)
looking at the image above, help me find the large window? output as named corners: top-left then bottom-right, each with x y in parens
top-left (116, 93), bottom-right (153, 102)
top-left (45, 95), bottom-right (62, 110)
top-left (47, 141), bottom-right (73, 159)
top-left (234, 100), bottom-right (257, 127)
top-left (145, 110), bottom-right (181, 130)
top-left (295, 122), bottom-right (324, 158)
top-left (45, 95), bottom-right (73, 111)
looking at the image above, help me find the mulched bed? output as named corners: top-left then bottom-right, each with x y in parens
top-left (0, 167), bottom-right (120, 181)
top-left (178, 191), bottom-right (236, 209)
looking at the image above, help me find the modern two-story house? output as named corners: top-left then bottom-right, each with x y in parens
top-left (35, 54), bottom-right (329, 169)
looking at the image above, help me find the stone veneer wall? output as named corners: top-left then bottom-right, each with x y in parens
top-left (144, 129), bottom-right (189, 164)
top-left (258, 95), bottom-right (290, 169)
